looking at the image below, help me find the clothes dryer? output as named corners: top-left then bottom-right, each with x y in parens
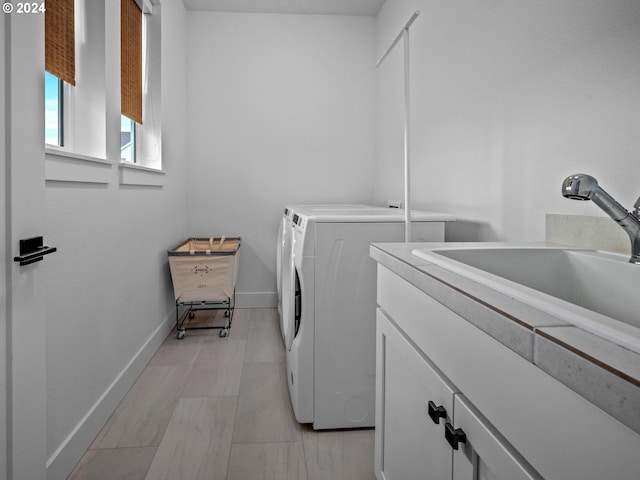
top-left (285, 207), bottom-right (455, 429)
top-left (277, 206), bottom-right (294, 340)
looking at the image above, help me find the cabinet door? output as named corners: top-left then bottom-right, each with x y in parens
top-left (451, 394), bottom-right (543, 480)
top-left (376, 309), bottom-right (458, 480)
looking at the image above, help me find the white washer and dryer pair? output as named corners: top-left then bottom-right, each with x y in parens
top-left (282, 205), bottom-right (454, 430)
top-left (276, 205), bottom-right (371, 342)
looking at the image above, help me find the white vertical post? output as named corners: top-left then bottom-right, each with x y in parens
top-left (376, 11), bottom-right (420, 242)
top-left (403, 28), bottom-right (411, 242)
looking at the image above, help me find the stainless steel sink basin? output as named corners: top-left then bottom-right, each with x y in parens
top-left (412, 245), bottom-right (640, 353)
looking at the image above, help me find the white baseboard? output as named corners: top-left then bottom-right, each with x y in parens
top-left (46, 312), bottom-right (174, 480)
top-left (235, 291), bottom-right (277, 308)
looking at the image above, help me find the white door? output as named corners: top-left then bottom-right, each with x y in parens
top-left (2, 12), bottom-right (48, 480)
top-left (0, 13), bottom-right (7, 480)
top-left (377, 309), bottom-right (457, 480)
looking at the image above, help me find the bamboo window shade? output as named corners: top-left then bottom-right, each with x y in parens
top-left (121, 0), bottom-right (143, 124)
top-left (45, 0), bottom-right (75, 86)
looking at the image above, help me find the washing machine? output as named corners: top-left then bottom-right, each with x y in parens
top-left (277, 204), bottom-right (372, 342)
top-left (284, 206), bottom-right (455, 429)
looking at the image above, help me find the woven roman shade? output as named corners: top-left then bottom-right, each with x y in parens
top-left (45, 0), bottom-right (75, 86)
top-left (121, 0), bottom-right (143, 124)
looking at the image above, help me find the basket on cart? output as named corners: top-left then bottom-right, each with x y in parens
top-left (168, 236), bottom-right (241, 339)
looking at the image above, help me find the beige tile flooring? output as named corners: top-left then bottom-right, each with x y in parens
top-left (68, 308), bottom-right (376, 480)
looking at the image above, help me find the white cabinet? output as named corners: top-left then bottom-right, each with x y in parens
top-left (375, 264), bottom-right (640, 480)
top-left (376, 308), bottom-right (541, 480)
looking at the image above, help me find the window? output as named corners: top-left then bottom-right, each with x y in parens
top-left (120, 0), bottom-right (161, 169)
top-left (44, 0), bottom-right (75, 148)
top-left (120, 115), bottom-right (136, 162)
top-left (44, 0), bottom-right (163, 184)
top-left (45, 71), bottom-right (63, 146)
top-left (121, 0), bottom-right (142, 164)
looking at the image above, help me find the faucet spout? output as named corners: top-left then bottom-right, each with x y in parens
top-left (562, 174), bottom-right (640, 264)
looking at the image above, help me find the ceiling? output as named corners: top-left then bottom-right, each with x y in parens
top-left (183, 0), bottom-right (385, 16)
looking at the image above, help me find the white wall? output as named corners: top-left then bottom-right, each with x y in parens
top-left (186, 12), bottom-right (376, 306)
top-left (44, 1), bottom-right (188, 478)
top-left (375, 0), bottom-right (640, 242)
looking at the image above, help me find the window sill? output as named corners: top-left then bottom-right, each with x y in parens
top-left (45, 148), bottom-right (114, 184)
top-left (118, 162), bottom-right (165, 187)
top-left (45, 149), bottom-right (165, 187)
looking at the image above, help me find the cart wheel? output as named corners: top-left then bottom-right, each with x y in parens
top-left (219, 329), bottom-right (228, 338)
top-left (189, 311), bottom-right (195, 319)
top-left (177, 329), bottom-right (185, 340)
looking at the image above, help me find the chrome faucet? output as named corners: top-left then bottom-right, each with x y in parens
top-left (562, 174), bottom-right (640, 264)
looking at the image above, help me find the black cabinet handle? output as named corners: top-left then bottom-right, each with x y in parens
top-left (444, 422), bottom-right (467, 450)
top-left (427, 401), bottom-right (447, 424)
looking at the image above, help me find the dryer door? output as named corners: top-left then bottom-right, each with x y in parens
top-left (281, 231), bottom-right (295, 345)
top-left (280, 216), bottom-right (296, 342)
top-left (284, 268), bottom-right (302, 351)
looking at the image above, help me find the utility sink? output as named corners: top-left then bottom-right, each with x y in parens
top-left (412, 244), bottom-right (640, 354)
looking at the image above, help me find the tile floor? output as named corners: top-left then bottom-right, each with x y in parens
top-left (68, 308), bottom-right (376, 480)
